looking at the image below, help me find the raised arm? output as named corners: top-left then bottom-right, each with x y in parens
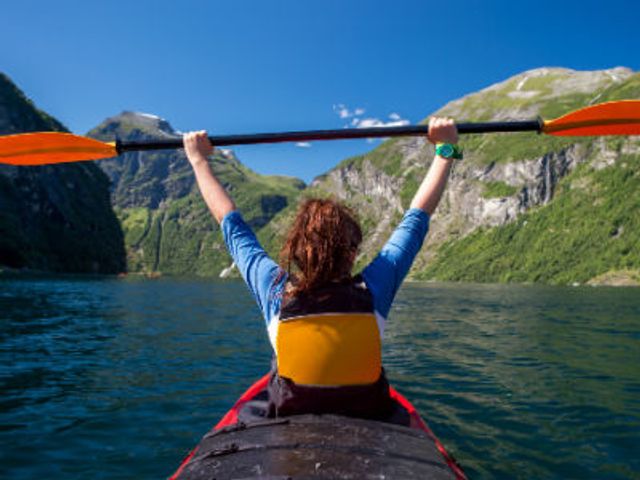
top-left (410, 117), bottom-right (459, 215)
top-left (362, 117), bottom-right (460, 319)
top-left (184, 131), bottom-right (283, 325)
top-left (183, 131), bottom-right (236, 224)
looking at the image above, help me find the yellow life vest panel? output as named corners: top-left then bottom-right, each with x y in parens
top-left (275, 277), bottom-right (382, 386)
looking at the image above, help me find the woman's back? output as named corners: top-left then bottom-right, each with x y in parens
top-left (182, 117), bottom-right (460, 418)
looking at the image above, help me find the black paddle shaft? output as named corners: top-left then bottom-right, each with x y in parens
top-left (115, 119), bottom-right (543, 154)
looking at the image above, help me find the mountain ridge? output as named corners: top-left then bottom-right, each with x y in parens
top-left (87, 111), bottom-right (305, 275)
top-left (1, 67), bottom-right (637, 285)
top-left (0, 73), bottom-right (125, 274)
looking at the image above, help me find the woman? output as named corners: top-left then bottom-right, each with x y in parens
top-left (183, 118), bottom-right (460, 422)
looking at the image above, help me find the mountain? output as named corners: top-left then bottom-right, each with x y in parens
top-left (260, 67), bottom-right (640, 286)
top-left (0, 73), bottom-right (125, 273)
top-left (88, 112), bottom-right (305, 275)
top-left (4, 67), bottom-right (636, 285)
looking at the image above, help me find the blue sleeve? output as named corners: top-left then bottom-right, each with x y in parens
top-left (221, 210), bottom-right (285, 325)
top-left (361, 208), bottom-right (430, 318)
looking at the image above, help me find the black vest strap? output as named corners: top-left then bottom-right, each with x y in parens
top-left (280, 274), bottom-right (373, 319)
top-left (267, 365), bottom-right (394, 420)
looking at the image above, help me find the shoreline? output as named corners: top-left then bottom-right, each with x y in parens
top-left (2, 266), bottom-right (638, 287)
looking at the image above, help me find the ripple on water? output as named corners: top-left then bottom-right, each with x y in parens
top-left (1, 278), bottom-right (639, 479)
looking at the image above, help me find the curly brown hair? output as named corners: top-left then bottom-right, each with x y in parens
top-left (280, 198), bottom-right (362, 297)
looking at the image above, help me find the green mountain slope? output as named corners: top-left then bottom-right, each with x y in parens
top-left (419, 68), bottom-right (640, 285)
top-left (262, 67), bottom-right (640, 285)
top-left (0, 73), bottom-right (125, 273)
top-left (419, 139), bottom-right (640, 284)
top-left (89, 113), bottom-right (305, 275)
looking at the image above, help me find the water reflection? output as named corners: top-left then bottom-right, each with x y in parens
top-left (1, 277), bottom-right (638, 479)
top-left (386, 283), bottom-right (640, 478)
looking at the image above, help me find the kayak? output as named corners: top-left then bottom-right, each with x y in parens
top-left (169, 374), bottom-right (467, 479)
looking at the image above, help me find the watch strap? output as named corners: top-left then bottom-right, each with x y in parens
top-left (435, 143), bottom-right (463, 160)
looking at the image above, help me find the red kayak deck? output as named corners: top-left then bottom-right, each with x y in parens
top-left (170, 374), bottom-right (466, 479)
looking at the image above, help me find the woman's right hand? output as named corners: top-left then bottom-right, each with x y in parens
top-left (183, 131), bottom-right (214, 167)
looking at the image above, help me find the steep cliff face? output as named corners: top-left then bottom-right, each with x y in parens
top-left (88, 112), bottom-right (305, 275)
top-left (422, 135), bottom-right (640, 285)
top-left (261, 67), bottom-right (640, 285)
top-left (0, 73), bottom-right (125, 273)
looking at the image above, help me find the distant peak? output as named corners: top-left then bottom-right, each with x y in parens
top-left (97, 110), bottom-right (178, 137)
top-left (218, 148), bottom-right (236, 159)
top-left (129, 111), bottom-right (165, 121)
top-left (517, 67), bottom-right (574, 77)
top-left (117, 110), bottom-right (168, 124)
top-left (474, 65), bottom-right (635, 98)
top-left (516, 66), bottom-right (633, 78)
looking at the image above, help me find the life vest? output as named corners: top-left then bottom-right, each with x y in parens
top-left (267, 276), bottom-right (393, 419)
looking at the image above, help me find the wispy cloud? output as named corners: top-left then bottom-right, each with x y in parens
top-left (353, 117), bottom-right (410, 129)
top-left (296, 142), bottom-right (312, 148)
top-left (333, 104), bottom-right (410, 130)
top-left (333, 103), bottom-right (366, 119)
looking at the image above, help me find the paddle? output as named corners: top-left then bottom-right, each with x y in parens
top-left (1, 100), bottom-right (638, 166)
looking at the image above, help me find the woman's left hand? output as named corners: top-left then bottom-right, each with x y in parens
top-left (427, 117), bottom-right (458, 145)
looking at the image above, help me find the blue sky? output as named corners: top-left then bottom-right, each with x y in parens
top-left (2, 0), bottom-right (638, 182)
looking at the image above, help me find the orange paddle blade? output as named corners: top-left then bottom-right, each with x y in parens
top-left (543, 100), bottom-right (640, 136)
top-left (0, 132), bottom-right (117, 166)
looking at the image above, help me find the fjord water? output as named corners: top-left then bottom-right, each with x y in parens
top-left (1, 277), bottom-right (638, 479)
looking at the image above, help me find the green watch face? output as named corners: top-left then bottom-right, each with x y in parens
top-left (438, 144), bottom-right (454, 158)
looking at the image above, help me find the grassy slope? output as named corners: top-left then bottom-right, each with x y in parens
top-left (116, 158), bottom-right (304, 275)
top-left (418, 73), bottom-right (640, 284)
top-left (418, 143), bottom-right (640, 284)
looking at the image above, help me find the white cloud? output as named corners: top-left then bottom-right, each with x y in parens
top-left (296, 142), bottom-right (312, 148)
top-left (333, 103), bottom-right (366, 119)
top-left (333, 104), bottom-right (410, 133)
top-left (355, 118), bottom-right (379, 128)
top-left (354, 117), bottom-right (410, 129)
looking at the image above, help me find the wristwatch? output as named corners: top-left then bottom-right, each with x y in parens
top-left (435, 143), bottom-right (463, 160)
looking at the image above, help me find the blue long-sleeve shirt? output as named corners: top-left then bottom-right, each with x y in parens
top-left (221, 208), bottom-right (430, 347)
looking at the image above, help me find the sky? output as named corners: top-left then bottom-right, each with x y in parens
top-left (1, 0), bottom-right (639, 182)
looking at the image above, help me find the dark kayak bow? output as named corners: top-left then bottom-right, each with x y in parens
top-left (169, 374), bottom-right (467, 480)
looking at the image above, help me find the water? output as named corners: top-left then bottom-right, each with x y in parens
top-left (0, 276), bottom-right (638, 479)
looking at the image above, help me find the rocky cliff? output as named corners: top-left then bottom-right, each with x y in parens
top-left (88, 113), bottom-right (305, 275)
top-left (261, 67), bottom-right (640, 285)
top-left (0, 73), bottom-right (125, 273)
